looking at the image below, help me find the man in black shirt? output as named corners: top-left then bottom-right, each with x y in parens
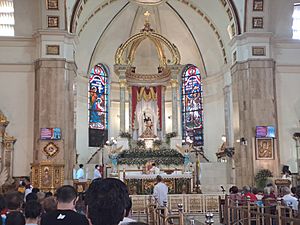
top-left (41, 185), bottom-right (89, 225)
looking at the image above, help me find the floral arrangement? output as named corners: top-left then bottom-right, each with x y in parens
top-left (118, 148), bottom-right (183, 165)
top-left (255, 169), bottom-right (273, 189)
top-left (153, 139), bottom-right (162, 147)
top-left (136, 140), bottom-right (145, 148)
top-left (119, 132), bottom-right (132, 139)
top-left (165, 132), bottom-right (177, 144)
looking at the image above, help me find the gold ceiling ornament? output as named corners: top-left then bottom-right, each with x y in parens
top-left (115, 17), bottom-right (180, 67)
top-left (43, 142), bottom-right (60, 159)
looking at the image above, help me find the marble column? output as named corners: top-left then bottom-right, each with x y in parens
top-left (170, 79), bottom-right (178, 134)
top-left (128, 87), bottom-right (132, 134)
top-left (161, 86), bottom-right (166, 138)
top-left (231, 59), bottom-right (279, 187)
top-left (34, 59), bottom-right (76, 181)
top-left (119, 80), bottom-right (127, 132)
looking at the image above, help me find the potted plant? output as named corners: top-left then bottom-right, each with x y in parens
top-left (255, 169), bottom-right (273, 190)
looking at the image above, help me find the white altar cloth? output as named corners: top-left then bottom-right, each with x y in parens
top-left (125, 172), bottom-right (192, 180)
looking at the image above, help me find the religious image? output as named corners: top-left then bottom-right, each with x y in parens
top-left (89, 64), bottom-right (108, 130)
top-left (182, 65), bottom-right (204, 146)
top-left (256, 138), bottom-right (274, 160)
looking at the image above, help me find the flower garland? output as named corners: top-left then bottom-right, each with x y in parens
top-left (118, 148), bottom-right (183, 165)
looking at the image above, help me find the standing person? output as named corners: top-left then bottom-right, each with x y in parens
top-left (24, 177), bottom-right (33, 200)
top-left (40, 185), bottom-right (89, 225)
top-left (24, 200), bottom-right (42, 225)
top-left (153, 175), bottom-right (168, 207)
top-left (76, 164), bottom-right (85, 180)
top-left (93, 165), bottom-right (102, 179)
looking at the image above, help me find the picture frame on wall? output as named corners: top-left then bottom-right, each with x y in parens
top-left (252, 46), bottom-right (266, 56)
top-left (253, 0), bottom-right (263, 11)
top-left (47, 0), bottom-right (59, 10)
top-left (256, 138), bottom-right (274, 160)
top-left (47, 16), bottom-right (59, 28)
top-left (46, 45), bottom-right (60, 55)
top-left (252, 17), bottom-right (263, 29)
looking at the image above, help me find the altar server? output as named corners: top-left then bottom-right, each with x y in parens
top-left (153, 175), bottom-right (168, 207)
top-left (76, 164), bottom-right (85, 179)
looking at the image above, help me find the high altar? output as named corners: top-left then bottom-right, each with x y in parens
top-left (110, 13), bottom-right (196, 194)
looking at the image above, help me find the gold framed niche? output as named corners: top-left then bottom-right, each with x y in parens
top-left (31, 162), bottom-right (64, 192)
top-left (256, 138), bottom-right (274, 160)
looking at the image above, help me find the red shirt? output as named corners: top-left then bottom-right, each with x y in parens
top-left (243, 193), bottom-right (258, 202)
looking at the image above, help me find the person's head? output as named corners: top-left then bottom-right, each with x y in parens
top-left (230, 186), bottom-right (239, 194)
top-left (252, 187), bottom-right (259, 195)
top-left (79, 164), bottom-right (84, 168)
top-left (86, 178), bottom-right (130, 225)
top-left (282, 165), bottom-right (291, 175)
top-left (156, 175), bottom-right (162, 183)
top-left (95, 165), bottom-right (100, 169)
top-left (282, 186), bottom-right (291, 196)
top-left (37, 192), bottom-right (46, 202)
top-left (45, 191), bottom-right (53, 198)
top-left (152, 163), bottom-right (156, 167)
top-left (24, 177), bottom-right (30, 185)
top-left (6, 211), bottom-right (25, 225)
top-left (56, 185), bottom-right (77, 210)
top-left (4, 192), bottom-right (23, 210)
top-left (31, 188), bottom-right (40, 194)
top-left (42, 196), bottom-right (57, 213)
top-left (25, 193), bottom-right (38, 203)
top-left (24, 200), bottom-right (42, 220)
top-left (242, 185), bottom-right (251, 194)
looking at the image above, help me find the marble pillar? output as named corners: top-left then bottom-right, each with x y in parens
top-left (161, 86), bottom-right (166, 138)
top-left (119, 80), bottom-right (127, 132)
top-left (170, 79), bottom-right (178, 134)
top-left (34, 59), bottom-right (76, 182)
top-left (231, 59), bottom-right (279, 187)
top-left (128, 87), bottom-right (132, 134)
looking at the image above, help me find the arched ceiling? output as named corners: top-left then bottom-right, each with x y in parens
top-left (68, 0), bottom-right (241, 79)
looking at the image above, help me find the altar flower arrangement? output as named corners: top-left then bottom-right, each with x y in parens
top-left (255, 169), bottom-right (273, 190)
top-left (119, 132), bottom-right (132, 139)
top-left (118, 148), bottom-right (183, 165)
top-left (165, 132), bottom-right (177, 144)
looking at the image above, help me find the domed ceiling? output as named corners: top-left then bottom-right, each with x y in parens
top-left (68, 0), bottom-right (241, 79)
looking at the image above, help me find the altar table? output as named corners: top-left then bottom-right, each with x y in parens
top-left (124, 172), bottom-right (192, 195)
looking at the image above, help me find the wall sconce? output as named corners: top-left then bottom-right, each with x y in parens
top-left (221, 135), bottom-right (226, 143)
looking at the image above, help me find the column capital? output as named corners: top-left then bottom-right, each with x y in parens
top-left (170, 79), bottom-right (178, 88)
top-left (119, 79), bottom-right (127, 88)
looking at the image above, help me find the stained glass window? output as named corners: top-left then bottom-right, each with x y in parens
top-left (181, 64), bottom-right (204, 146)
top-left (89, 64), bottom-right (109, 130)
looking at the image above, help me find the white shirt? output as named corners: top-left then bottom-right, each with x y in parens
top-left (119, 217), bottom-right (136, 225)
top-left (153, 182), bottom-right (168, 207)
top-left (93, 169), bottom-right (102, 179)
top-left (283, 194), bottom-right (298, 210)
top-left (76, 168), bottom-right (85, 179)
top-left (150, 166), bottom-right (160, 174)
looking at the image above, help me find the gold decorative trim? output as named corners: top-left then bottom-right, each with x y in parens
top-left (115, 22), bottom-right (180, 66)
top-left (125, 67), bottom-right (171, 83)
top-left (47, 16), bottom-right (59, 28)
top-left (43, 142), bottom-right (60, 158)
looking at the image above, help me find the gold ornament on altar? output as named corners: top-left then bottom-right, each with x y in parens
top-left (43, 142), bottom-right (59, 158)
